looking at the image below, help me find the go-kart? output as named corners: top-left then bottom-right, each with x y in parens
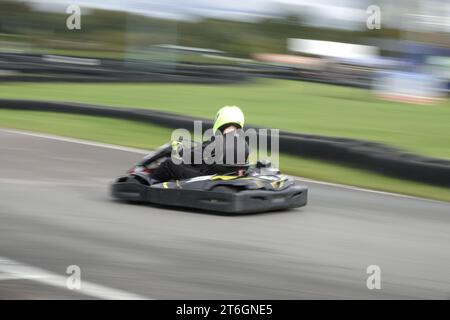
top-left (110, 143), bottom-right (308, 214)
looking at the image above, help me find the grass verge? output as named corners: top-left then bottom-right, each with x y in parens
top-left (0, 79), bottom-right (449, 159)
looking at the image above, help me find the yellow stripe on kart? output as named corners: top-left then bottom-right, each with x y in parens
top-left (211, 175), bottom-right (240, 181)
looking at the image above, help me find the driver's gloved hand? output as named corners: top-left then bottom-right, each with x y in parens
top-left (171, 140), bottom-right (184, 164)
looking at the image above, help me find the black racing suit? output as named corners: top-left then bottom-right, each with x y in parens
top-left (151, 130), bottom-right (249, 182)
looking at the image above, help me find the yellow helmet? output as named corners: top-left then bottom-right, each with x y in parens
top-left (212, 106), bottom-right (245, 134)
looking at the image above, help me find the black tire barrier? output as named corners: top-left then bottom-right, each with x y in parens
top-left (0, 98), bottom-right (449, 187)
top-left (0, 53), bottom-right (247, 84)
top-left (0, 53), bottom-right (370, 87)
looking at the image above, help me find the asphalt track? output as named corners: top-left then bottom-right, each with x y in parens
top-left (0, 129), bottom-right (449, 299)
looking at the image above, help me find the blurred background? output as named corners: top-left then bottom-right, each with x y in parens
top-left (0, 0), bottom-right (450, 200)
top-left (1, 0), bottom-right (450, 89)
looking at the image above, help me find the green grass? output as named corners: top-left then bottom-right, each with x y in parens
top-left (0, 109), bottom-right (171, 150)
top-left (1, 79), bottom-right (450, 159)
top-left (1, 109), bottom-right (449, 202)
